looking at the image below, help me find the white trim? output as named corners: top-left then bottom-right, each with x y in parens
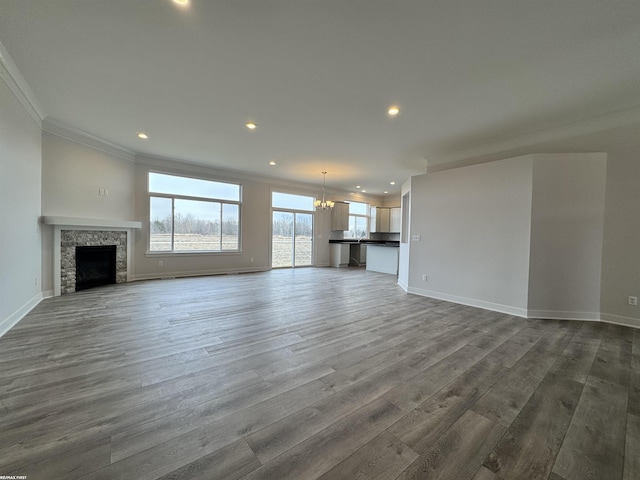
top-left (0, 292), bottom-right (43, 338)
top-left (397, 279), bottom-right (409, 292)
top-left (131, 266), bottom-right (270, 282)
top-left (0, 40), bottom-right (45, 126)
top-left (43, 216), bottom-right (142, 229)
top-left (42, 118), bottom-right (136, 162)
top-left (600, 313), bottom-right (640, 330)
top-left (407, 286), bottom-right (529, 318)
top-left (526, 309), bottom-right (601, 322)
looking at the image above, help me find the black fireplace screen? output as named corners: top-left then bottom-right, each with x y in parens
top-left (75, 245), bottom-right (117, 291)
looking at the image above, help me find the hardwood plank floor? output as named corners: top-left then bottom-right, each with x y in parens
top-left (0, 268), bottom-right (637, 479)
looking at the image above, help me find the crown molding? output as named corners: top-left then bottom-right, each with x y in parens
top-left (135, 153), bottom-right (384, 203)
top-left (42, 117), bottom-right (136, 162)
top-left (425, 103), bottom-right (640, 169)
top-left (0, 40), bottom-right (45, 126)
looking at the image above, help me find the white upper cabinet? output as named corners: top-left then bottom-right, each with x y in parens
top-left (371, 206), bottom-right (400, 233)
top-left (390, 207), bottom-right (401, 233)
top-left (370, 207), bottom-right (390, 233)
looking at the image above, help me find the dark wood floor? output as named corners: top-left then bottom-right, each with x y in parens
top-left (0, 268), bottom-right (637, 480)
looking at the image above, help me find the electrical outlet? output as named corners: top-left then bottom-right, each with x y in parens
top-left (422, 274), bottom-right (427, 281)
top-left (99, 188), bottom-right (104, 196)
top-left (159, 260), bottom-right (164, 267)
top-left (629, 296), bottom-right (638, 306)
top-left (250, 257), bottom-right (254, 263)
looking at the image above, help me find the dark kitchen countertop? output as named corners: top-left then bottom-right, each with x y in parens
top-left (329, 239), bottom-right (400, 247)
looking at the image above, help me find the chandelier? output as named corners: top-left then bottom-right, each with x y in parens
top-left (314, 171), bottom-right (335, 210)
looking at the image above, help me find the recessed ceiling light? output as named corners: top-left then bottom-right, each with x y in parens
top-left (390, 181), bottom-right (396, 185)
top-left (245, 122), bottom-right (257, 130)
top-left (137, 132), bottom-right (148, 139)
top-left (361, 190), bottom-right (367, 193)
top-left (384, 191), bottom-right (388, 194)
top-left (269, 161), bottom-right (276, 166)
top-left (356, 185), bottom-right (361, 189)
top-left (388, 106), bottom-right (400, 116)
top-left (172, 0), bottom-right (189, 6)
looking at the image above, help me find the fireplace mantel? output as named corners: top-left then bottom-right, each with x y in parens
top-left (43, 216), bottom-right (142, 229)
top-left (47, 218), bottom-right (140, 296)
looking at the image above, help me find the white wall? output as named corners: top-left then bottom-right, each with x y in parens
top-left (407, 157), bottom-right (534, 315)
top-left (600, 141), bottom-right (640, 328)
top-left (40, 132), bottom-right (136, 293)
top-left (404, 153), bottom-right (613, 322)
top-left (41, 132), bottom-right (136, 219)
top-left (0, 78), bottom-right (42, 335)
top-left (382, 194), bottom-right (401, 208)
top-left (528, 153), bottom-right (606, 320)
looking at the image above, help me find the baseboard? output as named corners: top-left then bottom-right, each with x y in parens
top-left (42, 290), bottom-right (54, 299)
top-left (600, 313), bottom-right (640, 330)
top-left (397, 279), bottom-right (409, 292)
top-left (527, 309), bottom-right (601, 322)
top-left (131, 266), bottom-right (271, 282)
top-left (0, 292), bottom-right (43, 338)
top-left (407, 286), bottom-right (529, 318)
top-left (405, 287), bottom-right (640, 329)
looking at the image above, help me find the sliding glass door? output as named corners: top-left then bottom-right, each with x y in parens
top-left (272, 211), bottom-right (313, 268)
top-left (272, 192), bottom-right (315, 268)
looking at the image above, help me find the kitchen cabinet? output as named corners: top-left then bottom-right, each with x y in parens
top-left (329, 243), bottom-right (350, 267)
top-left (390, 207), bottom-right (401, 233)
top-left (370, 207), bottom-right (390, 233)
top-left (331, 202), bottom-right (349, 231)
top-left (371, 206), bottom-right (401, 233)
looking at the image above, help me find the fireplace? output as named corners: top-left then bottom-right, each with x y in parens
top-left (43, 216), bottom-right (141, 296)
top-left (75, 245), bottom-right (117, 291)
top-left (60, 229), bottom-right (128, 294)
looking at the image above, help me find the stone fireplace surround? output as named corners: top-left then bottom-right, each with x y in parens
top-left (43, 217), bottom-right (142, 296)
top-left (61, 230), bottom-right (126, 294)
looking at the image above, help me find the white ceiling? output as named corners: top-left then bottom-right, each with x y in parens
top-left (1, 0), bottom-right (639, 194)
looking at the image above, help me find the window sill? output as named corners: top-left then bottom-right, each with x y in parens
top-left (145, 250), bottom-right (242, 257)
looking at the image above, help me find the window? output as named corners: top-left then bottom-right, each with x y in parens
top-left (272, 192), bottom-right (315, 212)
top-left (345, 201), bottom-right (368, 238)
top-left (148, 172), bottom-right (241, 252)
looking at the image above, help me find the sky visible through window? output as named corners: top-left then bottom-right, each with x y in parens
top-left (272, 192), bottom-right (315, 211)
top-left (149, 173), bottom-right (240, 201)
top-left (346, 201), bottom-right (368, 215)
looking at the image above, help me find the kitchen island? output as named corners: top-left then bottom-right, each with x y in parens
top-left (329, 240), bottom-right (398, 274)
top-left (365, 244), bottom-right (399, 275)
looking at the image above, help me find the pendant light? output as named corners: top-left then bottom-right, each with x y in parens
top-left (314, 171), bottom-right (335, 210)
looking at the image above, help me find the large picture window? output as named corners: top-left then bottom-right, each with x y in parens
top-left (148, 172), bottom-right (241, 252)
